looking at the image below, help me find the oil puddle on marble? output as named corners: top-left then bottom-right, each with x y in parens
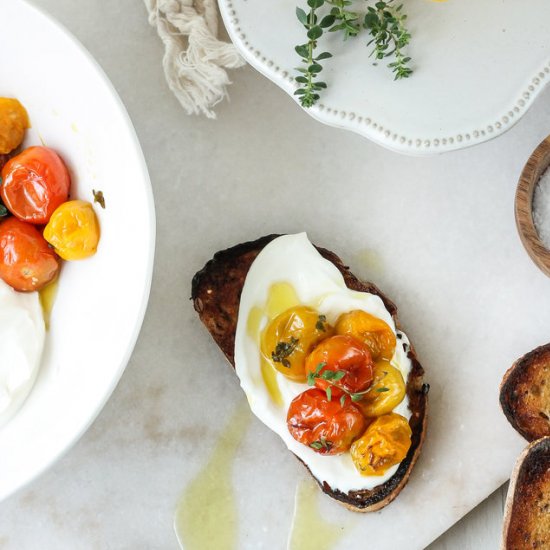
top-left (287, 478), bottom-right (355, 550)
top-left (353, 249), bottom-right (385, 278)
top-left (173, 401), bottom-right (251, 550)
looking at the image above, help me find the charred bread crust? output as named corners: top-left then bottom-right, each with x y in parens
top-left (500, 343), bottom-right (550, 441)
top-left (192, 234), bottom-right (428, 512)
top-left (502, 437), bottom-right (550, 549)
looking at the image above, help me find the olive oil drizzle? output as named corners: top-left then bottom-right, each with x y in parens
top-left (266, 282), bottom-right (300, 319)
top-left (39, 278), bottom-right (59, 330)
top-left (288, 479), bottom-right (350, 550)
top-left (173, 401), bottom-right (251, 550)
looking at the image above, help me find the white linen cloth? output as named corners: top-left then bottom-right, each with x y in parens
top-left (144, 0), bottom-right (245, 118)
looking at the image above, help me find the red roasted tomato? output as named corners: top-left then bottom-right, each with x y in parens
top-left (0, 217), bottom-right (60, 291)
top-left (305, 334), bottom-right (374, 398)
top-left (1, 146), bottom-right (70, 224)
top-left (287, 388), bottom-right (367, 455)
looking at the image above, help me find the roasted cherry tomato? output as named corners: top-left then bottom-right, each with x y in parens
top-left (287, 388), bottom-right (366, 455)
top-left (261, 306), bottom-right (333, 382)
top-left (1, 146), bottom-right (70, 224)
top-left (356, 360), bottom-right (406, 417)
top-left (0, 98), bottom-right (29, 154)
top-left (0, 217), bottom-right (59, 292)
top-left (44, 200), bottom-right (100, 260)
top-left (335, 310), bottom-right (396, 361)
top-left (304, 334), bottom-right (374, 398)
top-left (350, 413), bottom-right (412, 476)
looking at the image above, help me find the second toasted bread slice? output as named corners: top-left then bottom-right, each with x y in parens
top-left (500, 343), bottom-right (550, 441)
top-left (502, 436), bottom-right (550, 549)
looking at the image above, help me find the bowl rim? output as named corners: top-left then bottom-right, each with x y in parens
top-left (515, 135), bottom-right (550, 278)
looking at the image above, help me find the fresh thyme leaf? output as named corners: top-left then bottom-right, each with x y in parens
top-left (310, 436), bottom-right (333, 451)
top-left (376, 387), bottom-right (390, 392)
top-left (351, 393), bottom-right (364, 402)
top-left (272, 337), bottom-right (299, 368)
top-left (296, 6), bottom-right (308, 25)
top-left (326, 386), bottom-right (332, 401)
top-left (93, 189), bottom-right (106, 209)
top-left (315, 314), bottom-right (327, 331)
top-left (0, 203), bottom-right (8, 218)
top-left (307, 361), bottom-right (326, 386)
top-left (340, 395), bottom-right (346, 407)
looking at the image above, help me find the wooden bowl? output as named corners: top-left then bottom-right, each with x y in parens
top-left (515, 136), bottom-right (550, 277)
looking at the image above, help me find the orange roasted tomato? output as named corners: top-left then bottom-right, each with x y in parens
top-left (44, 200), bottom-right (100, 260)
top-left (1, 146), bottom-right (70, 224)
top-left (356, 360), bottom-right (406, 417)
top-left (0, 98), bottom-right (29, 154)
top-left (335, 310), bottom-right (396, 361)
top-left (0, 217), bottom-right (59, 292)
top-left (350, 413), bottom-right (412, 476)
top-left (304, 334), bottom-right (374, 398)
top-left (261, 306), bottom-right (333, 382)
top-left (287, 388), bottom-right (366, 455)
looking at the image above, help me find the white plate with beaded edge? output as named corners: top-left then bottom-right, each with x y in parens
top-left (0, 0), bottom-right (155, 501)
top-left (219, 0), bottom-right (550, 155)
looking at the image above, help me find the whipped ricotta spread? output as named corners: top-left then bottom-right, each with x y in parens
top-left (234, 233), bottom-right (412, 492)
top-left (0, 279), bottom-right (45, 427)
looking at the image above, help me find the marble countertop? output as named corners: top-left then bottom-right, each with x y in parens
top-left (1, 1), bottom-right (549, 548)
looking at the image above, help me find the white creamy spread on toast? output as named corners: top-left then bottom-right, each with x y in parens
top-left (234, 233), bottom-right (412, 492)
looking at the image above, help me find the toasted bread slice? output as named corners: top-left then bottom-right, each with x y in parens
top-left (500, 344), bottom-right (550, 441)
top-left (502, 437), bottom-right (550, 549)
top-left (191, 234), bottom-right (428, 512)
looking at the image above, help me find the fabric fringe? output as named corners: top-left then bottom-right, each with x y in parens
top-left (145, 0), bottom-right (245, 119)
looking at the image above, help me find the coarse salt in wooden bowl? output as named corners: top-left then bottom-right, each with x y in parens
top-left (515, 136), bottom-right (550, 278)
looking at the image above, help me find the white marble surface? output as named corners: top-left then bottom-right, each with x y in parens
top-left (1, 1), bottom-right (549, 549)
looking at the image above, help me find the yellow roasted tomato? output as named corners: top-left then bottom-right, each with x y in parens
top-left (261, 306), bottom-right (333, 382)
top-left (335, 310), bottom-right (396, 361)
top-left (43, 200), bottom-right (100, 260)
top-left (356, 360), bottom-right (406, 417)
top-left (0, 98), bottom-right (29, 154)
top-left (350, 413), bottom-right (412, 476)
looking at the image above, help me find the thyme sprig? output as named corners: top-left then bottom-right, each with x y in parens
top-left (327, 0), bottom-right (360, 39)
top-left (308, 362), bottom-right (389, 405)
top-left (364, 1), bottom-right (412, 80)
top-left (294, 0), bottom-right (333, 108)
top-left (294, 0), bottom-right (413, 107)
top-left (272, 337), bottom-right (299, 368)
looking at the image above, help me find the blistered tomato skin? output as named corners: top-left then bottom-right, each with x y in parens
top-left (261, 306), bottom-right (334, 382)
top-left (1, 146), bottom-right (70, 224)
top-left (44, 200), bottom-right (100, 261)
top-left (357, 360), bottom-right (406, 417)
top-left (336, 310), bottom-right (396, 361)
top-left (304, 334), bottom-right (374, 397)
top-left (0, 217), bottom-right (59, 292)
top-left (287, 388), bottom-right (366, 455)
top-left (0, 98), bottom-right (29, 154)
top-left (350, 413), bottom-right (412, 476)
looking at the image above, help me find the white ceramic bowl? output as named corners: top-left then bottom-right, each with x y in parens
top-left (0, 0), bottom-right (155, 501)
